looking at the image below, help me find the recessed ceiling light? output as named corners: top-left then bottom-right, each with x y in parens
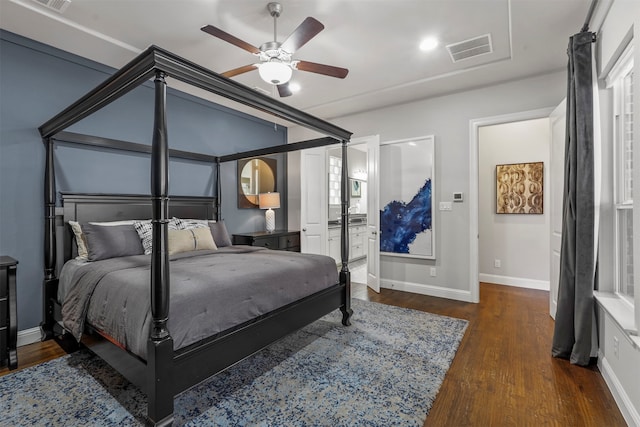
top-left (289, 82), bottom-right (301, 93)
top-left (419, 37), bottom-right (439, 52)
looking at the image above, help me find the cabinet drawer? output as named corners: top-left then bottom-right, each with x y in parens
top-left (0, 300), bottom-right (6, 328)
top-left (279, 234), bottom-right (300, 249)
top-left (253, 236), bottom-right (279, 249)
top-left (328, 229), bottom-right (341, 239)
top-left (352, 225), bottom-right (366, 235)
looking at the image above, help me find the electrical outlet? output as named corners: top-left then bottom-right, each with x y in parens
top-left (494, 259), bottom-right (501, 268)
top-left (430, 267), bottom-right (437, 277)
top-left (613, 336), bottom-right (619, 359)
top-left (439, 202), bottom-right (452, 211)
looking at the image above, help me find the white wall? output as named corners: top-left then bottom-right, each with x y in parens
top-left (290, 70), bottom-right (565, 301)
top-left (478, 118), bottom-right (550, 290)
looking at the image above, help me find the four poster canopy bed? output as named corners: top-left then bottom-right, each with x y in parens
top-left (38, 45), bottom-right (354, 426)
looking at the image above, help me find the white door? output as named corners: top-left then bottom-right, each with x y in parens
top-left (352, 135), bottom-right (381, 293)
top-left (549, 99), bottom-right (566, 319)
top-left (300, 147), bottom-right (327, 255)
top-left (366, 136), bottom-right (381, 293)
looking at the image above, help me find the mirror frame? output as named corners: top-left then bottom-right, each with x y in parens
top-left (237, 157), bottom-right (277, 209)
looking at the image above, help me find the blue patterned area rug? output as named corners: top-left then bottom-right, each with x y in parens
top-left (1, 299), bottom-right (467, 426)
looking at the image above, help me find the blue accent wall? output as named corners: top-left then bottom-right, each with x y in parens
top-left (0, 31), bottom-right (287, 330)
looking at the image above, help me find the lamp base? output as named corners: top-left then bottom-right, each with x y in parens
top-left (265, 208), bottom-right (275, 232)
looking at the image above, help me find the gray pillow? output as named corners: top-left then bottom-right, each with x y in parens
top-left (209, 221), bottom-right (232, 247)
top-left (82, 223), bottom-right (145, 261)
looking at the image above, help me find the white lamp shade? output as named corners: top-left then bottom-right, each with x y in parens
top-left (258, 62), bottom-right (292, 85)
top-left (259, 192), bottom-right (280, 209)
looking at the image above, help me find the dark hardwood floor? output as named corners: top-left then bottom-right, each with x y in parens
top-left (354, 282), bottom-right (626, 426)
top-left (1, 282), bottom-right (626, 426)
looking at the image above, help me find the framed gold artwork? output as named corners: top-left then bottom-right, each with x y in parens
top-left (496, 162), bottom-right (543, 214)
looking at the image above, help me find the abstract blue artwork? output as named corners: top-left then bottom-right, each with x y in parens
top-left (380, 179), bottom-right (432, 253)
top-left (379, 136), bottom-right (435, 259)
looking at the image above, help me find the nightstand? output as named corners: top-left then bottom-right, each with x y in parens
top-left (233, 230), bottom-right (300, 252)
top-left (0, 256), bottom-right (18, 370)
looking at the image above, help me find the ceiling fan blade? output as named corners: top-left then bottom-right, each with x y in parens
top-left (295, 60), bottom-right (349, 79)
top-left (277, 83), bottom-right (293, 97)
top-left (221, 64), bottom-right (258, 78)
top-left (280, 17), bottom-right (324, 53)
top-left (201, 25), bottom-right (260, 54)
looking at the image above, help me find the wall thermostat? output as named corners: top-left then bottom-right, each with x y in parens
top-left (453, 192), bottom-right (464, 202)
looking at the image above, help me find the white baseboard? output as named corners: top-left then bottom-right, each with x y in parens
top-left (380, 279), bottom-right (475, 302)
top-left (17, 327), bottom-right (42, 347)
top-left (598, 352), bottom-right (640, 427)
top-left (479, 273), bottom-right (550, 291)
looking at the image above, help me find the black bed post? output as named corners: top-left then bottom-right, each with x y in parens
top-left (216, 157), bottom-right (222, 221)
top-left (147, 70), bottom-right (174, 427)
top-left (339, 139), bottom-right (353, 326)
top-left (41, 138), bottom-right (57, 339)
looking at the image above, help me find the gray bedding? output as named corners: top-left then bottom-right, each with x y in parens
top-left (58, 246), bottom-right (339, 359)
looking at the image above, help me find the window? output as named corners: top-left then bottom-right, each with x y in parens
top-left (609, 44), bottom-right (634, 303)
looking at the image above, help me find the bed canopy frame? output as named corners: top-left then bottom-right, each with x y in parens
top-left (38, 45), bottom-right (353, 426)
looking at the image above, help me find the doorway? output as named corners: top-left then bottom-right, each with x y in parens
top-left (321, 135), bottom-right (380, 293)
top-left (477, 118), bottom-right (551, 290)
top-left (327, 144), bottom-right (368, 283)
top-left (469, 108), bottom-right (555, 302)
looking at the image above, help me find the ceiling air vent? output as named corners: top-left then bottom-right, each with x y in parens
top-left (446, 34), bottom-right (493, 63)
top-left (32, 0), bottom-right (71, 13)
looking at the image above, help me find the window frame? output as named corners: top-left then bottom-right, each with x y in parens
top-left (608, 43), bottom-right (635, 305)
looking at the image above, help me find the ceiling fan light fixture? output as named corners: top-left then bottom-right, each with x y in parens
top-left (258, 61), bottom-right (292, 85)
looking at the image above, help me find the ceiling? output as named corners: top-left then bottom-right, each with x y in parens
top-left (1, 0), bottom-right (591, 121)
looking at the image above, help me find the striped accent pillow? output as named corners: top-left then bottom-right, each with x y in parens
top-left (134, 218), bottom-right (210, 255)
top-left (134, 218), bottom-right (181, 255)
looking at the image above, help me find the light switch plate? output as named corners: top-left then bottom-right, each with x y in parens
top-left (439, 202), bottom-right (452, 211)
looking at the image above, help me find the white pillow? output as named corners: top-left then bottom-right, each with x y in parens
top-left (179, 219), bottom-right (209, 229)
top-left (69, 221), bottom-right (88, 260)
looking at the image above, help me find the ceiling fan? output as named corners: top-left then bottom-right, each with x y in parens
top-left (201, 2), bottom-right (349, 97)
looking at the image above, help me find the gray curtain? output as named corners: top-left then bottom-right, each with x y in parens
top-left (552, 31), bottom-right (597, 366)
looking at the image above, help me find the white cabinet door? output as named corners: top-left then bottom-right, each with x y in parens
top-left (300, 147), bottom-right (327, 255)
top-left (549, 99), bottom-right (566, 319)
top-left (328, 228), bottom-right (341, 263)
top-left (351, 225), bottom-right (366, 260)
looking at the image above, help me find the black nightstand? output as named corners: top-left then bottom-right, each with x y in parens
top-left (233, 230), bottom-right (300, 252)
top-left (0, 256), bottom-right (18, 370)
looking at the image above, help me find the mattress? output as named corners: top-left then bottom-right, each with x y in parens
top-left (58, 246), bottom-right (339, 359)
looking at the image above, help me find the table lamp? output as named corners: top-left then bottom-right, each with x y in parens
top-left (259, 192), bottom-right (280, 232)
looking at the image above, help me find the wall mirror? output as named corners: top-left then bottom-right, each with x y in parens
top-left (237, 157), bottom-right (277, 208)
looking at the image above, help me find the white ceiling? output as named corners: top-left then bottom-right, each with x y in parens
top-left (0, 0), bottom-right (591, 121)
